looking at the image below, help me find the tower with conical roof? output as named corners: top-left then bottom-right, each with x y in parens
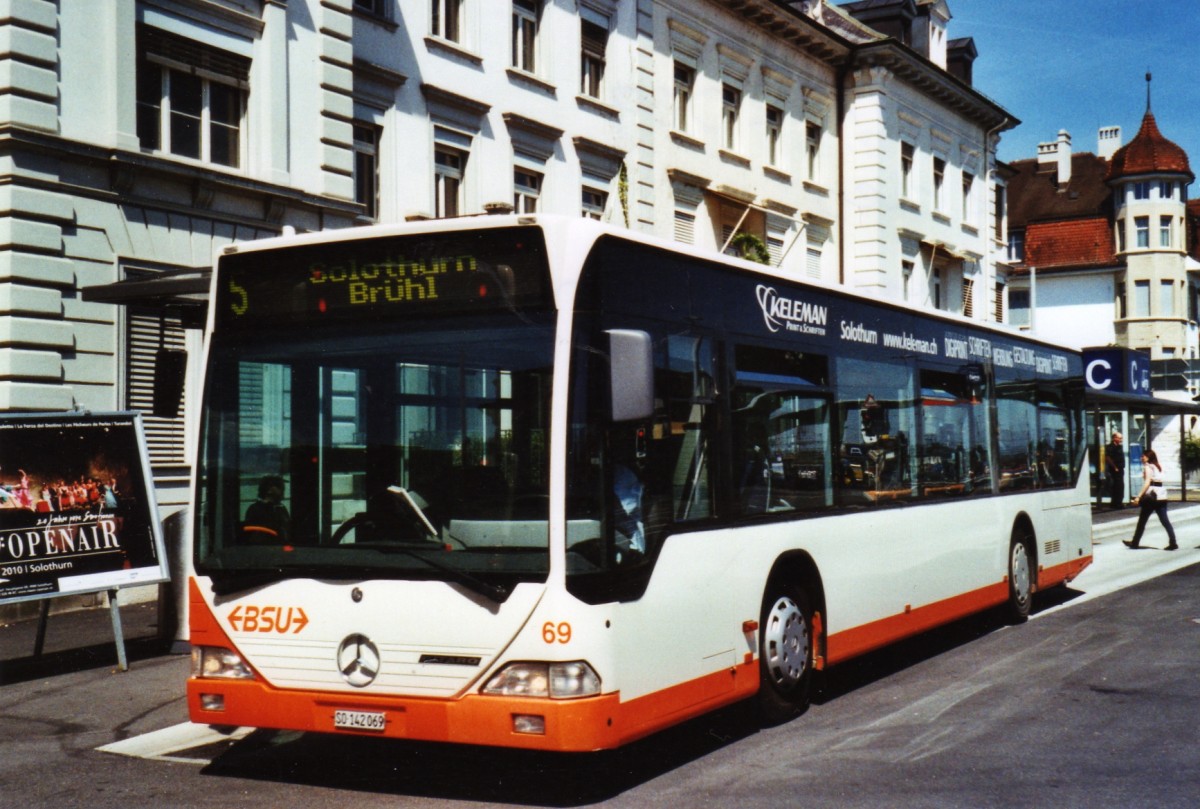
top-left (1106, 75), bottom-right (1194, 359)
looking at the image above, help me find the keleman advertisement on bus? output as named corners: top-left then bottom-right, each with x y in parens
top-left (0, 412), bottom-right (168, 605)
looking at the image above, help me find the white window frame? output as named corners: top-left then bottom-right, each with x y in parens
top-left (673, 61), bottom-right (695, 134)
top-left (432, 0), bottom-right (464, 43)
top-left (352, 122), bottom-right (380, 220)
top-left (514, 167), bottom-right (542, 213)
top-left (580, 11), bottom-right (608, 99)
top-left (1135, 215), bottom-right (1150, 248)
top-left (511, 0), bottom-right (539, 74)
top-left (766, 104), bottom-right (783, 167)
top-left (961, 171), bottom-right (974, 222)
top-left (806, 120), bottom-right (821, 182)
top-left (137, 54), bottom-right (246, 169)
top-left (900, 141), bottom-right (915, 199)
top-left (434, 127), bottom-right (470, 218)
top-left (722, 83), bottom-right (741, 152)
top-left (582, 185), bottom-right (607, 219)
top-left (1160, 215), bottom-right (1173, 248)
top-left (932, 157), bottom-right (946, 211)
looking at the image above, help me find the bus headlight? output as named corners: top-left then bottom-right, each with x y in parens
top-left (191, 646), bottom-right (255, 680)
top-left (482, 661), bottom-right (600, 699)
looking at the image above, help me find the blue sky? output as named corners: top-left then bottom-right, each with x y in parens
top-left (947, 0), bottom-right (1200, 167)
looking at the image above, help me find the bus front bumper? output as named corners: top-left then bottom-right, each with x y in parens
top-left (187, 677), bottom-right (624, 752)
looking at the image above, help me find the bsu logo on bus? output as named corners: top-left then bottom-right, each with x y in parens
top-left (755, 284), bottom-right (828, 336)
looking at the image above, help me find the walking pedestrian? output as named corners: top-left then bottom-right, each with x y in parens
top-left (1105, 432), bottom-right (1125, 508)
top-left (1123, 448), bottom-right (1178, 551)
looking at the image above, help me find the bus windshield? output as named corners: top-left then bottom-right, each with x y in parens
top-left (195, 312), bottom-right (554, 599)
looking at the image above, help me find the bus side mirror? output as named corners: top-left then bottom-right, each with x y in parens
top-left (607, 329), bottom-right (654, 422)
top-left (153, 348), bottom-right (188, 419)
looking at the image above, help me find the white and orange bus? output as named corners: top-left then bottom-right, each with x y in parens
top-left (187, 215), bottom-right (1091, 750)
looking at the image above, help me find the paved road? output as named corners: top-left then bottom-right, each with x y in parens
top-left (2, 510), bottom-right (1198, 808)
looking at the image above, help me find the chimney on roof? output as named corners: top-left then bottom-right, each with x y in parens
top-left (1056, 130), bottom-right (1072, 186)
top-left (1098, 126), bottom-right (1122, 160)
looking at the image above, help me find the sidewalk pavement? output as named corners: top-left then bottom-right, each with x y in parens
top-left (3, 502), bottom-right (1198, 685)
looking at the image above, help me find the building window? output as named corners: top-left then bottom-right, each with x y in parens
top-left (1133, 181), bottom-right (1150, 200)
top-left (514, 168), bottom-right (542, 213)
top-left (766, 105), bottom-right (783, 166)
top-left (722, 84), bottom-right (741, 151)
top-left (1161, 180), bottom-right (1175, 200)
top-left (961, 172), bottom-right (974, 222)
top-left (902, 260), bottom-right (914, 302)
top-left (1160, 215), bottom-right (1173, 248)
top-left (962, 277), bottom-right (975, 318)
top-left (900, 142), bottom-right (914, 198)
top-left (1135, 216), bottom-right (1149, 248)
top-left (434, 143), bottom-right (466, 218)
top-left (994, 184), bottom-right (1005, 240)
top-left (580, 15), bottom-right (608, 99)
top-left (806, 121), bottom-right (821, 181)
top-left (994, 281), bottom-right (1005, 322)
top-left (932, 267), bottom-right (943, 309)
top-left (582, 186), bottom-right (607, 219)
top-left (512, 0), bottom-right (539, 73)
top-left (932, 157), bottom-right (946, 211)
top-left (1007, 231), bottom-right (1024, 262)
top-left (354, 0), bottom-right (387, 15)
top-left (1116, 282), bottom-right (1127, 319)
top-left (432, 0), bottom-right (463, 42)
top-left (673, 62), bottom-right (694, 133)
top-left (353, 123), bottom-right (380, 220)
top-left (136, 27), bottom-right (248, 169)
top-left (1160, 281), bottom-right (1174, 316)
top-left (1009, 289), bottom-right (1030, 327)
top-left (1117, 219), bottom-right (1126, 252)
top-left (1134, 279), bottom-right (1150, 316)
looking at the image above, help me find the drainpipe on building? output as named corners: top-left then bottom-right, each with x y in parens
top-left (984, 117), bottom-right (1010, 321)
top-left (1028, 265), bottom-right (1037, 335)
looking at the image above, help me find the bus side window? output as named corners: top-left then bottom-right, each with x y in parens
top-left (657, 334), bottom-right (718, 522)
top-left (835, 357), bottom-right (916, 506)
top-left (917, 368), bottom-right (992, 499)
top-left (732, 344), bottom-right (832, 515)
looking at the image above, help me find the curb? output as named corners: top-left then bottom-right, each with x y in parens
top-left (1092, 504), bottom-right (1200, 542)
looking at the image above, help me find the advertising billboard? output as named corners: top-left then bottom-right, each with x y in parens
top-left (0, 412), bottom-right (168, 605)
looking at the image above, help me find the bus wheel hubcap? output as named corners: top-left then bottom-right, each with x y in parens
top-left (764, 596), bottom-right (808, 690)
top-left (1012, 543), bottom-right (1030, 606)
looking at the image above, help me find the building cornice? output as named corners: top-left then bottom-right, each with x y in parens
top-left (850, 41), bottom-right (1016, 131)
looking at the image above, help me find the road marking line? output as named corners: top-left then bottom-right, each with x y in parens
top-left (97, 722), bottom-right (252, 764)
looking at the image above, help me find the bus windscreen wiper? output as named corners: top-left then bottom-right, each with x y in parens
top-left (366, 544), bottom-right (510, 603)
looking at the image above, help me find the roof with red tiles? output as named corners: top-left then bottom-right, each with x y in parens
top-left (1105, 111), bottom-right (1193, 181)
top-left (1024, 217), bottom-right (1117, 270)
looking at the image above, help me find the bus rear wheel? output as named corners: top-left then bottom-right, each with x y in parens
top-left (757, 583), bottom-right (813, 725)
top-left (1006, 530), bottom-right (1034, 623)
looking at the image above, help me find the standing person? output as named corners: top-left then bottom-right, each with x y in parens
top-left (1105, 432), bottom-right (1125, 509)
top-left (1124, 449), bottom-right (1178, 551)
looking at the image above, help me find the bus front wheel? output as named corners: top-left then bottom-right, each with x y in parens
top-left (757, 582), bottom-right (813, 725)
top-left (1006, 530), bottom-right (1034, 623)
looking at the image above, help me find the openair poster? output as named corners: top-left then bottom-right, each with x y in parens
top-left (0, 412), bottom-right (169, 605)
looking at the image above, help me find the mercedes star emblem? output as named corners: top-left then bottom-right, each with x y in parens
top-left (336, 633), bottom-right (381, 688)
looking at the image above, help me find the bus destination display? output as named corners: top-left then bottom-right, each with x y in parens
top-left (216, 228), bottom-right (550, 328)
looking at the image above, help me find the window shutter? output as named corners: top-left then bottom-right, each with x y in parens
top-left (674, 210), bottom-right (695, 244)
top-left (962, 278), bottom-right (975, 318)
top-left (140, 24), bottom-right (250, 87)
top-left (127, 307), bottom-right (188, 469)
